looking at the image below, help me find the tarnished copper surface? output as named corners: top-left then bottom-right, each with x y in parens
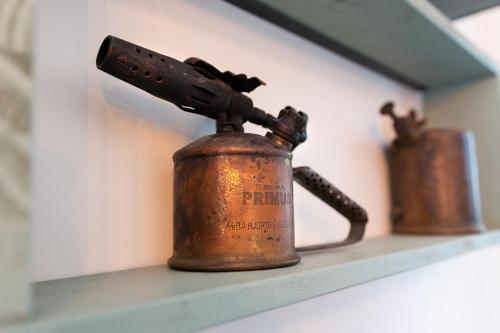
top-left (168, 133), bottom-right (299, 271)
top-left (382, 103), bottom-right (485, 234)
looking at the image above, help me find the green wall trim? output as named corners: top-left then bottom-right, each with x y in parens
top-left (3, 231), bottom-right (500, 333)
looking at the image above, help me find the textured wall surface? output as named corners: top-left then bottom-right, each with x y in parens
top-left (0, 0), bottom-right (32, 322)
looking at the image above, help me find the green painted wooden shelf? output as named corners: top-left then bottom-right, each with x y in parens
top-left (226, 0), bottom-right (498, 89)
top-left (3, 230), bottom-right (500, 333)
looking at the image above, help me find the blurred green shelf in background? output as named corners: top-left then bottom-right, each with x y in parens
top-left (226, 0), bottom-right (498, 89)
top-left (3, 231), bottom-right (500, 333)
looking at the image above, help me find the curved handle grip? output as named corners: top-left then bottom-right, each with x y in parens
top-left (293, 166), bottom-right (368, 251)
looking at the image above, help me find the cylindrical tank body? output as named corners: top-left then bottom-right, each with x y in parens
top-left (168, 132), bottom-right (299, 271)
top-left (389, 129), bottom-right (485, 234)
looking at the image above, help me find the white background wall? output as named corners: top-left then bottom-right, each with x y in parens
top-left (32, 0), bottom-right (420, 281)
top-left (454, 5), bottom-right (500, 64)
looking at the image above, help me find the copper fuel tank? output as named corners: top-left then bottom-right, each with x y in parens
top-left (381, 102), bottom-right (485, 234)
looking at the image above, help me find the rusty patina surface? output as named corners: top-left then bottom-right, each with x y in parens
top-left (169, 133), bottom-right (300, 271)
top-left (382, 103), bottom-right (485, 234)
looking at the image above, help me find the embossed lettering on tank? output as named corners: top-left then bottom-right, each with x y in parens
top-left (223, 156), bottom-right (293, 238)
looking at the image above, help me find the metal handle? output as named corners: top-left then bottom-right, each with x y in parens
top-left (293, 166), bottom-right (368, 251)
